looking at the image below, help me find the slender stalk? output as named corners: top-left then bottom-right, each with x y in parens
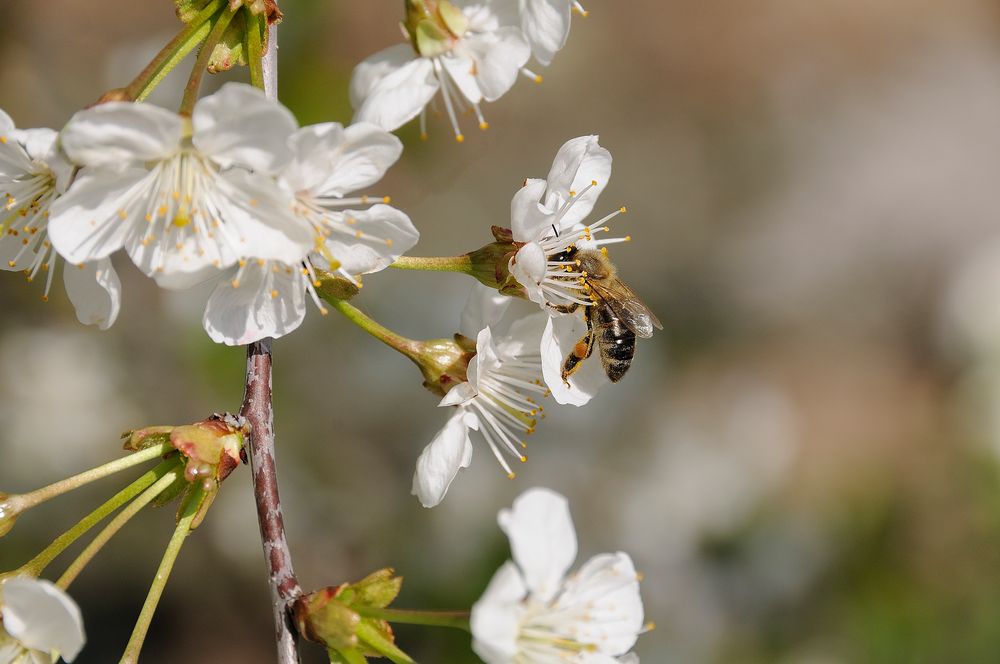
top-left (16, 459), bottom-right (177, 577)
top-left (390, 255), bottom-right (473, 272)
top-left (6, 443), bottom-right (173, 515)
top-left (357, 607), bottom-right (471, 632)
top-left (179, 4), bottom-right (238, 115)
top-left (56, 466), bottom-right (182, 590)
top-left (323, 298), bottom-right (422, 360)
top-left (119, 484), bottom-right (205, 664)
top-left (122, 0), bottom-right (224, 101)
top-left (243, 338), bottom-right (302, 664)
top-left (245, 10), bottom-right (265, 90)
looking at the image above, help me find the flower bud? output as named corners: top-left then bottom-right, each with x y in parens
top-left (169, 414), bottom-right (248, 484)
top-left (411, 334), bottom-right (476, 397)
top-left (293, 569), bottom-right (411, 663)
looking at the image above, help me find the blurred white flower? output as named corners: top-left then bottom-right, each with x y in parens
top-left (350, 0), bottom-right (531, 141)
top-left (201, 121), bottom-right (419, 345)
top-left (0, 576), bottom-right (85, 663)
top-left (48, 83), bottom-right (312, 290)
top-left (471, 488), bottom-right (644, 664)
top-left (517, 0), bottom-right (587, 66)
top-left (0, 112), bottom-right (120, 330)
top-left (412, 286), bottom-right (548, 507)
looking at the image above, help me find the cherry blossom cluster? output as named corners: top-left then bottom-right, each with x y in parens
top-left (0, 84), bottom-right (418, 345)
top-left (352, 0), bottom-right (588, 140)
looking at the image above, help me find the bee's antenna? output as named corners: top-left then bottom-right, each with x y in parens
top-left (551, 224), bottom-right (560, 237)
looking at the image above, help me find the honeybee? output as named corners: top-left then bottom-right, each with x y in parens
top-left (552, 247), bottom-right (662, 384)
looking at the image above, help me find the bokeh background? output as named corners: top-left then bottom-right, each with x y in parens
top-left (5, 1), bottom-right (1000, 662)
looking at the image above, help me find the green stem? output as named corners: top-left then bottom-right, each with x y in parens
top-left (124, 0), bottom-right (224, 101)
top-left (6, 443), bottom-right (174, 516)
top-left (356, 621), bottom-right (416, 664)
top-left (356, 607), bottom-right (471, 632)
top-left (15, 459), bottom-right (178, 577)
top-left (119, 484), bottom-right (205, 664)
top-left (390, 255), bottom-right (473, 273)
top-left (179, 4), bottom-right (239, 115)
top-left (323, 298), bottom-right (422, 360)
top-left (245, 9), bottom-right (265, 90)
top-left (56, 465), bottom-right (182, 590)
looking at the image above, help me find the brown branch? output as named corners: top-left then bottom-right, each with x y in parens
top-left (240, 338), bottom-right (302, 664)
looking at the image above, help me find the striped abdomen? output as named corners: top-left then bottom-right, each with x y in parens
top-left (594, 303), bottom-right (636, 382)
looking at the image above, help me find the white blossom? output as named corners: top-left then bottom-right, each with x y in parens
top-left (517, 0), bottom-right (587, 66)
top-left (48, 83), bottom-right (313, 290)
top-left (202, 122), bottom-right (419, 345)
top-left (471, 488), bottom-right (644, 664)
top-left (350, 0), bottom-right (532, 141)
top-left (0, 576), bottom-right (85, 663)
top-left (0, 112), bottom-right (120, 329)
top-left (412, 286), bottom-right (548, 507)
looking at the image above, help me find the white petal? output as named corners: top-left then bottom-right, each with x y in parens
top-left (541, 314), bottom-right (607, 405)
top-left (520, 0), bottom-right (572, 66)
top-left (351, 47), bottom-right (439, 132)
top-left (202, 260), bottom-right (307, 345)
top-left (439, 380), bottom-right (478, 407)
top-left (464, 28), bottom-right (531, 101)
top-left (411, 409), bottom-right (474, 507)
top-left (1, 576), bottom-right (85, 662)
top-left (0, 108), bottom-right (14, 134)
top-left (509, 178), bottom-right (549, 242)
top-left (47, 168), bottom-right (150, 264)
top-left (557, 552), bottom-right (644, 656)
top-left (17, 128), bottom-right (57, 165)
top-left (460, 284), bottom-right (513, 338)
top-left (440, 51), bottom-right (483, 105)
top-left (470, 561), bottom-right (527, 664)
top-left (321, 205), bottom-right (418, 276)
top-left (284, 122), bottom-right (402, 198)
top-left (544, 135), bottom-right (612, 229)
top-left (0, 123), bottom-right (34, 179)
top-left (192, 83), bottom-right (297, 173)
top-left (495, 311), bottom-right (547, 358)
top-left (63, 258), bottom-right (121, 331)
top-left (509, 242), bottom-right (547, 306)
top-left (498, 487), bottom-right (577, 602)
top-left (60, 102), bottom-right (182, 168)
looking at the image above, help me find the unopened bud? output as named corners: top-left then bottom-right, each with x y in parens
top-left (294, 587), bottom-right (361, 651)
top-left (411, 335), bottom-right (476, 397)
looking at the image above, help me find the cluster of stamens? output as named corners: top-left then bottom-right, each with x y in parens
top-left (2, 167), bottom-right (61, 301)
top-left (470, 346), bottom-right (549, 480)
top-left (533, 180), bottom-right (630, 307)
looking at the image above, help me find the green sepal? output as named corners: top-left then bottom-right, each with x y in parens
top-left (122, 427), bottom-right (175, 451)
top-left (337, 568), bottom-right (403, 610)
top-left (437, 0), bottom-right (468, 37)
top-left (415, 19), bottom-right (452, 57)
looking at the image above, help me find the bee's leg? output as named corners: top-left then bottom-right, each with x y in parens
top-left (547, 302), bottom-right (580, 314)
top-left (561, 307), bottom-right (596, 386)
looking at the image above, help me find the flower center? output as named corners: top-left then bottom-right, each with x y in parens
top-left (2, 168), bottom-right (61, 301)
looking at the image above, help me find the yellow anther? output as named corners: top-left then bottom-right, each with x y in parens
top-left (455, 134), bottom-right (465, 143)
top-left (385, 238), bottom-right (393, 247)
top-left (620, 206), bottom-right (627, 214)
top-left (600, 247), bottom-right (608, 256)
top-left (117, 209), bottom-right (127, 220)
top-left (249, 199), bottom-right (259, 207)
top-left (420, 132), bottom-right (429, 141)
top-left (41, 263), bottom-right (48, 271)
top-left (175, 242), bottom-right (183, 250)
top-left (361, 195), bottom-right (369, 204)
top-left (238, 259), bottom-right (247, 267)
top-left (40, 295), bottom-right (48, 302)
top-left (479, 121), bottom-right (489, 131)
top-left (319, 307), bottom-right (329, 316)
top-left (570, 190), bottom-right (577, 197)
top-left (383, 195), bottom-right (392, 204)
top-left (603, 226), bottom-right (610, 231)
top-left (507, 472), bottom-right (516, 480)
top-left (624, 235), bottom-right (632, 241)
top-left (355, 231), bottom-right (363, 239)
top-left (231, 279), bottom-right (240, 288)
top-left (157, 205), bottom-right (167, 217)
top-left (346, 217), bottom-right (356, 225)
top-left (257, 258), bottom-right (266, 267)
top-left (171, 190), bottom-right (180, 200)
top-left (313, 280), bottom-right (321, 287)
top-left (0, 136), bottom-right (6, 144)
top-left (591, 179), bottom-right (597, 186)
top-left (145, 213), bottom-right (153, 223)
top-left (270, 289), bottom-right (279, 299)
top-left (534, 74), bottom-right (543, 84)
top-left (6, 260), bottom-right (14, 268)
top-left (519, 455), bottom-right (527, 463)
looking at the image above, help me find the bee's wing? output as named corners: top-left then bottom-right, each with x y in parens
top-left (587, 278), bottom-right (663, 338)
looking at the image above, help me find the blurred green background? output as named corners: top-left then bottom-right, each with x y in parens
top-left (6, 1), bottom-right (1000, 662)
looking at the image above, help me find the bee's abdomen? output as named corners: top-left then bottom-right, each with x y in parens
top-left (595, 307), bottom-right (636, 382)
